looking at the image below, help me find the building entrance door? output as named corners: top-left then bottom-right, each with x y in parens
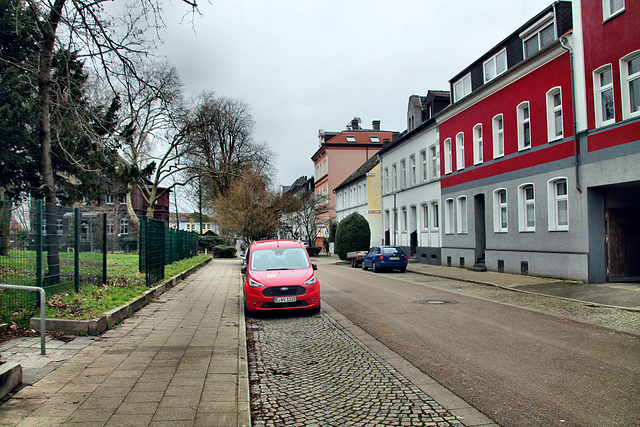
top-left (607, 207), bottom-right (640, 281)
top-left (474, 194), bottom-right (486, 269)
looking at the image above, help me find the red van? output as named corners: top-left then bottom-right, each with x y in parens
top-left (241, 240), bottom-right (321, 314)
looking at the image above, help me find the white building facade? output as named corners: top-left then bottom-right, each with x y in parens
top-left (379, 120), bottom-right (442, 264)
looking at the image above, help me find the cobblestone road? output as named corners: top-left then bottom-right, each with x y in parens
top-left (247, 312), bottom-right (464, 427)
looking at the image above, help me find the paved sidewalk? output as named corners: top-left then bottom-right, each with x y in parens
top-left (0, 258), bottom-right (250, 427)
top-left (405, 262), bottom-right (640, 311)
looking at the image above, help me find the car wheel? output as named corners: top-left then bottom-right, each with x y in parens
top-left (372, 262), bottom-right (379, 273)
top-left (362, 261), bottom-right (368, 271)
top-left (309, 301), bottom-right (321, 315)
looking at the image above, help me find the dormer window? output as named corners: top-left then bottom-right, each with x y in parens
top-left (522, 20), bottom-right (555, 59)
top-left (453, 73), bottom-right (472, 102)
top-left (345, 135), bottom-right (356, 142)
top-left (484, 49), bottom-right (507, 83)
top-left (370, 136), bottom-right (380, 143)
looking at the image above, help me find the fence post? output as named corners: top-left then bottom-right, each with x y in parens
top-left (35, 200), bottom-right (43, 289)
top-left (74, 207), bottom-right (80, 293)
top-left (103, 213), bottom-right (107, 285)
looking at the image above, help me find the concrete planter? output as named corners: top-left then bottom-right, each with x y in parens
top-left (30, 257), bottom-right (211, 336)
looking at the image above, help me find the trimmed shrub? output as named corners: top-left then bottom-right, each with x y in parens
top-left (306, 246), bottom-right (322, 257)
top-left (199, 235), bottom-right (225, 252)
top-left (334, 213), bottom-right (371, 261)
top-left (212, 245), bottom-right (237, 258)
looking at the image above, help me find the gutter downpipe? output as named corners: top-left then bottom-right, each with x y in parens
top-left (560, 33), bottom-right (582, 193)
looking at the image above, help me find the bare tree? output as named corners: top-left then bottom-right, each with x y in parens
top-left (17, 0), bottom-right (199, 282)
top-left (213, 171), bottom-right (296, 243)
top-left (292, 190), bottom-right (329, 246)
top-left (116, 60), bottom-right (196, 223)
top-left (184, 92), bottom-right (276, 199)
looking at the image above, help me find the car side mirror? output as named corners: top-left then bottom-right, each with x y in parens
top-left (312, 263), bottom-right (317, 271)
top-left (241, 266), bottom-right (247, 275)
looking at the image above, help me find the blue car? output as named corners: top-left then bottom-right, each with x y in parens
top-left (361, 246), bottom-right (408, 273)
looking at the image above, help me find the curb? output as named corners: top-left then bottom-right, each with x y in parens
top-left (29, 257), bottom-right (212, 335)
top-left (0, 362), bottom-right (22, 400)
top-left (405, 266), bottom-right (640, 314)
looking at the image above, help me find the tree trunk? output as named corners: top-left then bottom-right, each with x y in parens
top-left (38, 0), bottom-right (66, 284)
top-left (126, 187), bottom-right (140, 227)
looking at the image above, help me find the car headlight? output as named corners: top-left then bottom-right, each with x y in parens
top-left (303, 275), bottom-right (317, 286)
top-left (248, 277), bottom-right (264, 288)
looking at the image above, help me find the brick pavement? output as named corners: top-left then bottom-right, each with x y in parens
top-left (0, 259), bottom-right (250, 427)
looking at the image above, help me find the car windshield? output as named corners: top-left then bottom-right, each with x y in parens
top-left (250, 248), bottom-right (310, 271)
top-left (382, 247), bottom-right (403, 254)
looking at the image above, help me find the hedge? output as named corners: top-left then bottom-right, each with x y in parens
top-left (212, 245), bottom-right (237, 258)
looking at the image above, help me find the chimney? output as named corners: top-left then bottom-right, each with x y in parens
top-left (372, 120), bottom-right (381, 131)
top-left (351, 117), bottom-right (361, 130)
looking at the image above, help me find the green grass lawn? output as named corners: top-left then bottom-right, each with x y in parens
top-left (1, 253), bottom-right (211, 321)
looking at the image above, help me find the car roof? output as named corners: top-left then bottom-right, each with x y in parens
top-left (250, 240), bottom-right (304, 250)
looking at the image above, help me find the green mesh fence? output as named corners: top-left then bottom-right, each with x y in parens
top-left (1, 199), bottom-right (199, 320)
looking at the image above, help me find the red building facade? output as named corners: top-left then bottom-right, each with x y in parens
top-left (437, 0), bottom-right (639, 282)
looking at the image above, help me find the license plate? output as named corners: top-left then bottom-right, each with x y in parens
top-left (274, 296), bottom-right (297, 303)
top-left (389, 257), bottom-right (400, 261)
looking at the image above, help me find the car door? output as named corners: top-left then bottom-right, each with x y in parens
top-left (363, 247), bottom-right (375, 268)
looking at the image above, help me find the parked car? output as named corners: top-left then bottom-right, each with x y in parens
top-left (361, 246), bottom-right (408, 273)
top-left (241, 240), bottom-right (321, 314)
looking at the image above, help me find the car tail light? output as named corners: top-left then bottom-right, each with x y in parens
top-left (378, 254), bottom-right (384, 261)
top-left (404, 254), bottom-right (408, 260)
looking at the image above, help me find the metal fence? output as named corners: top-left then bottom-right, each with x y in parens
top-left (0, 200), bottom-right (199, 320)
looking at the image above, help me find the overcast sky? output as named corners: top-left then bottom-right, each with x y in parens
top-left (158, 0), bottom-right (557, 188)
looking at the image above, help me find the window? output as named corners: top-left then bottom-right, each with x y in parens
top-left (621, 52), bottom-right (640, 119)
top-left (518, 184), bottom-right (536, 232)
top-left (430, 145), bottom-right (438, 180)
top-left (107, 220), bottom-right (115, 235)
top-left (105, 194), bottom-right (114, 205)
top-left (594, 65), bottom-right (615, 127)
top-left (422, 204), bottom-right (429, 230)
top-left (493, 189), bottom-right (508, 232)
top-left (517, 102), bottom-right (531, 150)
top-left (402, 208), bottom-right (408, 232)
top-left (523, 22), bottom-right (555, 58)
top-left (346, 135), bottom-right (356, 142)
top-left (453, 73), bottom-right (472, 102)
top-left (400, 160), bottom-right (406, 188)
top-left (370, 136), bottom-right (381, 143)
top-left (548, 178), bottom-right (569, 231)
top-left (492, 114), bottom-right (504, 158)
top-left (120, 218), bottom-right (129, 235)
top-left (457, 196), bottom-right (468, 234)
top-left (603, 0), bottom-right (625, 20)
top-left (392, 164), bottom-right (398, 191)
top-left (432, 203), bottom-right (439, 229)
top-left (419, 150), bottom-right (427, 182)
top-left (56, 219), bottom-right (63, 236)
top-left (473, 124), bottom-right (483, 165)
top-left (444, 138), bottom-right (452, 174)
top-left (444, 198), bottom-right (454, 235)
top-left (456, 132), bottom-right (465, 170)
top-left (384, 168), bottom-right (389, 193)
top-left (484, 49), bottom-right (507, 83)
top-left (410, 155), bottom-right (417, 186)
top-left (546, 88), bottom-right (563, 141)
